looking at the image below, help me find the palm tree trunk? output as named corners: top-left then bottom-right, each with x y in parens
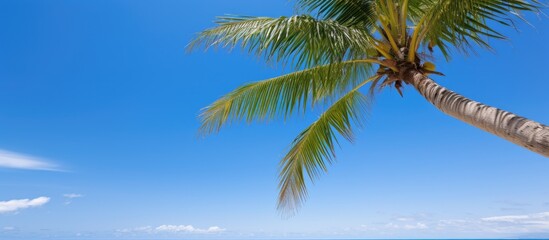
top-left (403, 69), bottom-right (549, 157)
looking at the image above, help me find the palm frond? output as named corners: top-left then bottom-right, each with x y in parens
top-left (199, 60), bottom-right (378, 135)
top-left (409, 0), bottom-right (541, 60)
top-left (277, 76), bottom-right (377, 215)
top-left (187, 15), bottom-right (377, 68)
top-left (295, 0), bottom-right (377, 27)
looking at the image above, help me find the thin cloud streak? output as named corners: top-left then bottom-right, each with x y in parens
top-left (350, 211), bottom-right (549, 238)
top-left (0, 149), bottom-right (61, 171)
top-left (63, 194), bottom-right (83, 199)
top-left (0, 197), bottom-right (50, 213)
top-left (117, 225), bottom-right (226, 234)
top-left (156, 225), bottom-right (226, 233)
top-left (62, 193), bottom-right (83, 205)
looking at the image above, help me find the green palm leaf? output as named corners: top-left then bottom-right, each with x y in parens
top-left (295, 0), bottom-right (377, 27)
top-left (187, 15), bottom-right (377, 68)
top-left (409, 0), bottom-right (540, 60)
top-left (277, 76), bottom-right (377, 215)
top-left (199, 60), bottom-right (378, 135)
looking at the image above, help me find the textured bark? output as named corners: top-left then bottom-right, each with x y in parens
top-left (403, 69), bottom-right (549, 157)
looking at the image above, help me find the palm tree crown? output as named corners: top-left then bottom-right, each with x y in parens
top-left (189, 0), bottom-right (544, 216)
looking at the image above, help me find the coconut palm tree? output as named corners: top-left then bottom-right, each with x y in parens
top-left (189, 0), bottom-right (548, 214)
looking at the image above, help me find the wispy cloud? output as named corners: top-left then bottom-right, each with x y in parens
top-left (62, 193), bottom-right (83, 205)
top-left (0, 197), bottom-right (50, 213)
top-left (359, 222), bottom-right (429, 231)
top-left (63, 194), bottom-right (83, 199)
top-left (117, 225), bottom-right (226, 234)
top-left (431, 212), bottom-right (549, 235)
top-left (352, 211), bottom-right (549, 238)
top-left (481, 212), bottom-right (549, 231)
top-left (0, 149), bottom-right (60, 171)
top-left (2, 226), bottom-right (16, 231)
top-left (156, 225), bottom-right (226, 233)
top-left (482, 214), bottom-right (532, 223)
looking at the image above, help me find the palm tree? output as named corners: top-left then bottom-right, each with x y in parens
top-left (189, 0), bottom-right (548, 215)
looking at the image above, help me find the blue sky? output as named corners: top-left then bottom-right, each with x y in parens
top-left (0, 0), bottom-right (548, 239)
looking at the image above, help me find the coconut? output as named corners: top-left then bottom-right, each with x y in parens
top-left (422, 62), bottom-right (436, 71)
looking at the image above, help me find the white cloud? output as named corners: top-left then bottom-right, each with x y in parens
top-left (2, 226), bottom-right (15, 231)
top-left (430, 212), bottom-right (549, 234)
top-left (0, 197), bottom-right (50, 213)
top-left (482, 214), bottom-right (531, 223)
top-left (206, 226), bottom-right (226, 233)
top-left (404, 223), bottom-right (429, 230)
top-left (353, 211), bottom-right (549, 237)
top-left (356, 221), bottom-right (430, 234)
top-left (63, 193), bottom-right (83, 199)
top-left (0, 149), bottom-right (60, 171)
top-left (384, 222), bottom-right (429, 230)
top-left (117, 226), bottom-right (149, 234)
top-left (156, 225), bottom-right (226, 233)
top-left (480, 212), bottom-right (549, 231)
top-left (118, 225), bottom-right (226, 234)
top-left (482, 212), bottom-right (549, 223)
top-left (117, 226), bottom-right (154, 233)
top-left (156, 225), bottom-right (195, 232)
top-left (62, 193), bottom-right (83, 205)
